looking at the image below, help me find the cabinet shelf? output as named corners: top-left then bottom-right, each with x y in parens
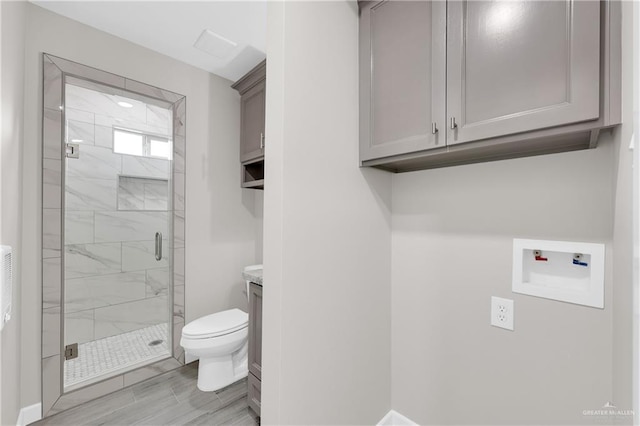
top-left (242, 179), bottom-right (264, 190)
top-left (242, 158), bottom-right (264, 190)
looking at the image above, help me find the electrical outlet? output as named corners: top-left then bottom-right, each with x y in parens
top-left (491, 296), bottom-right (514, 331)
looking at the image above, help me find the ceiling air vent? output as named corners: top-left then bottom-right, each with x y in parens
top-left (193, 29), bottom-right (237, 59)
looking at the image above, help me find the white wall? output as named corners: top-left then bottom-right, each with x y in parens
top-left (262, 1), bottom-right (392, 424)
top-left (1, 1), bottom-right (27, 424)
top-left (21, 3), bottom-right (261, 408)
top-left (612, 0), bottom-right (635, 418)
top-left (632, 3), bottom-right (640, 420)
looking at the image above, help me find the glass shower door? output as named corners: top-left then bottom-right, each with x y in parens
top-left (62, 80), bottom-right (173, 390)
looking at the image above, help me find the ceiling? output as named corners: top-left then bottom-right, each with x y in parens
top-left (31, 1), bottom-right (267, 82)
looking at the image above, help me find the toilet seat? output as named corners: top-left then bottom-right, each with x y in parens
top-left (182, 308), bottom-right (248, 339)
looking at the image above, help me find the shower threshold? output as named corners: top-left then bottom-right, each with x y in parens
top-left (64, 323), bottom-right (170, 391)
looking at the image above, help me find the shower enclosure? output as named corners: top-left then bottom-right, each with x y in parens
top-left (63, 80), bottom-right (174, 389)
top-left (41, 54), bottom-right (186, 417)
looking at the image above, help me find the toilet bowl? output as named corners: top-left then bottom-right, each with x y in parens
top-left (180, 308), bottom-right (249, 392)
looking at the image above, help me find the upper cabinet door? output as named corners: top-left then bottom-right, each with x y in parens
top-left (240, 80), bottom-right (266, 163)
top-left (360, 0), bottom-right (446, 162)
top-left (446, 1), bottom-right (600, 145)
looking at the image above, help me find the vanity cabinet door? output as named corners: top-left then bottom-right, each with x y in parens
top-left (446, 0), bottom-right (600, 146)
top-left (248, 283), bottom-right (262, 380)
top-left (240, 80), bottom-right (266, 163)
top-left (359, 0), bottom-right (446, 161)
top-left (248, 371), bottom-right (261, 416)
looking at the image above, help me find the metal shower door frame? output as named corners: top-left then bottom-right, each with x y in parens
top-left (41, 53), bottom-right (186, 418)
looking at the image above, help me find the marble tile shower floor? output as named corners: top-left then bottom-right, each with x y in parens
top-left (65, 323), bottom-right (169, 388)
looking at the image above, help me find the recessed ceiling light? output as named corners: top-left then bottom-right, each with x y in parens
top-left (194, 29), bottom-right (238, 59)
top-left (71, 139), bottom-right (83, 143)
top-left (117, 101), bottom-right (133, 108)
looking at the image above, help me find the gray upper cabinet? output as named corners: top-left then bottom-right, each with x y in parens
top-left (447, 1), bottom-right (600, 145)
top-left (233, 60), bottom-right (266, 188)
top-left (359, 0), bottom-right (621, 172)
top-left (239, 80), bottom-right (266, 163)
top-left (360, 0), bottom-right (446, 161)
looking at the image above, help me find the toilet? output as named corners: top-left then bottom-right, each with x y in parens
top-left (181, 265), bottom-right (261, 391)
top-left (180, 308), bottom-right (249, 391)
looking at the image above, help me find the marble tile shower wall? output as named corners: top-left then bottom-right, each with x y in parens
top-left (63, 85), bottom-right (172, 346)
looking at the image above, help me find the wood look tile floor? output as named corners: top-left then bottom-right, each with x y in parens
top-left (34, 363), bottom-right (259, 426)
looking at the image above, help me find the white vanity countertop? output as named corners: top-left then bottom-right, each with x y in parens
top-left (243, 268), bottom-right (263, 286)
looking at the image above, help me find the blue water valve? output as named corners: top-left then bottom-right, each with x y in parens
top-left (573, 253), bottom-right (588, 267)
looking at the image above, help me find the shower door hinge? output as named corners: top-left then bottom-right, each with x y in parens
top-left (64, 343), bottom-right (78, 360)
top-left (65, 143), bottom-right (79, 159)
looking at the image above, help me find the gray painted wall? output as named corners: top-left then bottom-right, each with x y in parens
top-left (391, 143), bottom-right (617, 424)
top-left (254, 191), bottom-right (263, 264)
top-left (21, 3), bottom-right (261, 408)
top-left (0, 1), bottom-right (27, 424)
top-left (262, 1), bottom-right (392, 424)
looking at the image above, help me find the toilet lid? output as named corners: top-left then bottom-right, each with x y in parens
top-left (182, 308), bottom-right (248, 339)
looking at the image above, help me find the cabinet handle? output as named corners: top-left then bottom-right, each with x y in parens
top-left (155, 232), bottom-right (162, 261)
top-left (260, 133), bottom-right (264, 149)
top-left (450, 117), bottom-right (457, 130)
top-left (431, 123), bottom-right (438, 134)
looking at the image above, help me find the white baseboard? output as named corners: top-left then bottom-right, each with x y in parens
top-left (16, 403), bottom-right (41, 426)
top-left (377, 410), bottom-right (418, 426)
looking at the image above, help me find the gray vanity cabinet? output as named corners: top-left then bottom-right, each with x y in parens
top-left (248, 282), bottom-right (262, 416)
top-left (359, 0), bottom-right (621, 171)
top-left (446, 1), bottom-right (600, 145)
top-left (359, 0), bottom-right (446, 162)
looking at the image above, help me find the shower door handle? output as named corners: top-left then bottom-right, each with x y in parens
top-left (155, 232), bottom-right (162, 261)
